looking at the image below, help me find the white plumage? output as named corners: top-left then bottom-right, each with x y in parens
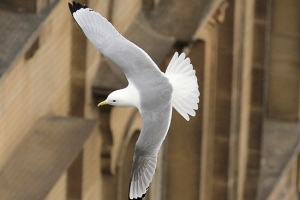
top-left (166, 52), bottom-right (200, 121)
top-left (68, 2), bottom-right (200, 199)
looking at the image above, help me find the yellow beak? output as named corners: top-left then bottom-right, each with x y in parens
top-left (97, 100), bottom-right (108, 107)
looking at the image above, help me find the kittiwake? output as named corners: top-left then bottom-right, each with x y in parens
top-left (68, 1), bottom-right (200, 199)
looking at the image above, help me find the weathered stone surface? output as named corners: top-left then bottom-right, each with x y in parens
top-left (0, 1), bottom-right (58, 77)
top-left (257, 120), bottom-right (300, 200)
top-left (0, 116), bottom-right (98, 200)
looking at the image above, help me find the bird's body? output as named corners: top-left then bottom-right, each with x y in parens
top-left (68, 2), bottom-right (200, 199)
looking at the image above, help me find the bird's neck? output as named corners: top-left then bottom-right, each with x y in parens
top-left (119, 84), bottom-right (140, 108)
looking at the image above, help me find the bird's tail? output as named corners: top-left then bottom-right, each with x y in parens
top-left (165, 52), bottom-right (200, 121)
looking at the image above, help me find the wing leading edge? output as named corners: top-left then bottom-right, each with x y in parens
top-left (68, 1), bottom-right (162, 82)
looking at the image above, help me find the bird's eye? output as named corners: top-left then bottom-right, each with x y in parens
top-left (112, 100), bottom-right (116, 102)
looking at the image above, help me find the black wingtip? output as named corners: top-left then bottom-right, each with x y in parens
top-left (76, 1), bottom-right (83, 9)
top-left (128, 193), bottom-right (146, 200)
top-left (128, 179), bottom-right (147, 200)
top-left (68, 2), bottom-right (73, 14)
top-left (68, 1), bottom-right (85, 14)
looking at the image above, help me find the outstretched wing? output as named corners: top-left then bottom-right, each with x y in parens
top-left (129, 106), bottom-right (172, 199)
top-left (68, 1), bottom-right (162, 82)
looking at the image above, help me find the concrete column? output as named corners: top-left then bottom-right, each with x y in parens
top-left (69, 2), bottom-right (87, 117)
top-left (242, 0), bottom-right (268, 198)
top-left (165, 41), bottom-right (204, 200)
top-left (196, 2), bottom-right (233, 198)
top-left (267, 0), bottom-right (300, 121)
top-left (229, 0), bottom-right (256, 199)
top-left (213, 1), bottom-right (233, 199)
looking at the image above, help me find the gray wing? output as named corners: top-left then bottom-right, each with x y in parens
top-left (129, 105), bottom-right (172, 200)
top-left (68, 2), bottom-right (162, 82)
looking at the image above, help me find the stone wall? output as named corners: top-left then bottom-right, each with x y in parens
top-left (0, 0), bottom-right (72, 170)
top-left (1, 0), bottom-right (300, 199)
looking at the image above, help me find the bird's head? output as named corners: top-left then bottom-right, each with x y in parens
top-left (97, 89), bottom-right (137, 107)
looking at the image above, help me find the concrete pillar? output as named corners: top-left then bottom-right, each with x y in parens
top-left (229, 0), bottom-right (256, 199)
top-left (213, 1), bottom-right (234, 198)
top-left (67, 1), bottom-right (88, 198)
top-left (165, 41), bottom-right (204, 200)
top-left (69, 0), bottom-right (87, 117)
top-left (267, 0), bottom-right (300, 121)
top-left (196, 2), bottom-right (233, 198)
top-left (67, 151), bottom-right (83, 200)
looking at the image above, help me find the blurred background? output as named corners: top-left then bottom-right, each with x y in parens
top-left (0, 0), bottom-right (300, 199)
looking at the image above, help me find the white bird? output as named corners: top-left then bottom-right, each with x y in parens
top-left (68, 2), bottom-right (200, 199)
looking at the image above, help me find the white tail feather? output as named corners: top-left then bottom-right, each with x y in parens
top-left (165, 52), bottom-right (200, 121)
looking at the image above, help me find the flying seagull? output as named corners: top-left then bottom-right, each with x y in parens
top-left (68, 1), bottom-right (200, 199)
